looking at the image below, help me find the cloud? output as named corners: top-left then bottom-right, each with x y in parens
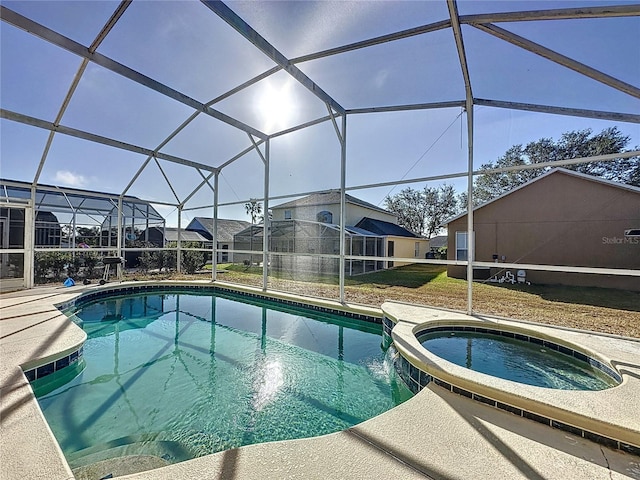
top-left (373, 69), bottom-right (390, 89)
top-left (54, 170), bottom-right (89, 188)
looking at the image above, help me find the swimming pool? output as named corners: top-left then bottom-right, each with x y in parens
top-left (418, 329), bottom-right (619, 390)
top-left (34, 289), bottom-right (411, 470)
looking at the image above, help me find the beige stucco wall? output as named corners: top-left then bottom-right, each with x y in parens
top-left (345, 204), bottom-right (396, 225)
top-left (387, 237), bottom-right (430, 267)
top-left (271, 202), bottom-right (396, 225)
top-left (447, 171), bottom-right (640, 291)
top-left (271, 204), bottom-right (328, 222)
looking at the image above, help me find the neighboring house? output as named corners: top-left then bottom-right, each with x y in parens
top-left (34, 211), bottom-right (62, 247)
top-left (354, 217), bottom-right (427, 268)
top-left (185, 217), bottom-right (251, 263)
top-left (133, 227), bottom-right (211, 268)
top-left (427, 235), bottom-right (447, 258)
top-left (445, 168), bottom-right (640, 291)
top-left (144, 227), bottom-right (211, 247)
top-left (235, 191), bottom-right (429, 275)
top-left (2, 210), bottom-right (63, 247)
top-left (271, 191), bottom-right (396, 225)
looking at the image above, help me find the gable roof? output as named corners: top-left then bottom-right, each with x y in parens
top-left (444, 168), bottom-right (640, 225)
top-left (187, 217), bottom-right (251, 242)
top-left (355, 217), bottom-right (420, 238)
top-left (162, 228), bottom-right (209, 243)
top-left (233, 224), bottom-right (264, 237)
top-left (346, 226), bottom-right (382, 237)
top-left (428, 235), bottom-right (448, 248)
top-left (272, 191), bottom-right (389, 215)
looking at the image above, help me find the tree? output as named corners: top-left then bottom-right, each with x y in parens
top-left (81, 251), bottom-right (100, 279)
top-left (384, 184), bottom-right (459, 238)
top-left (423, 184), bottom-right (458, 239)
top-left (384, 188), bottom-right (425, 235)
top-left (180, 242), bottom-right (206, 274)
top-left (138, 244), bottom-right (176, 274)
top-left (244, 200), bottom-right (263, 265)
top-left (471, 127), bottom-right (638, 206)
top-left (258, 209), bottom-right (272, 223)
top-left (76, 226), bottom-right (101, 246)
top-left (245, 200), bottom-right (263, 224)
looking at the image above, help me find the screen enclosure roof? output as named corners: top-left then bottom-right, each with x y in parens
top-left (1, 0), bottom-right (638, 214)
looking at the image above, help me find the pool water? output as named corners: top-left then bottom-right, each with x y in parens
top-left (419, 331), bottom-right (618, 390)
top-left (35, 290), bottom-right (411, 468)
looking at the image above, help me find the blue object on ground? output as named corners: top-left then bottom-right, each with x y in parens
top-left (63, 278), bottom-right (75, 287)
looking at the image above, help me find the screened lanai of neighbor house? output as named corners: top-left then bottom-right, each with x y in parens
top-left (1, 0), bottom-right (638, 308)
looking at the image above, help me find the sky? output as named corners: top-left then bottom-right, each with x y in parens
top-left (1, 0), bottom-right (639, 227)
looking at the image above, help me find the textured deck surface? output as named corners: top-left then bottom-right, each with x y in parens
top-left (1, 282), bottom-right (639, 480)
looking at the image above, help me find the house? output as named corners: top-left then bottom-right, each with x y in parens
top-left (445, 169), bottom-right (640, 291)
top-left (234, 191), bottom-right (429, 275)
top-left (354, 217), bottom-right (426, 268)
top-left (427, 235), bottom-right (447, 258)
top-left (34, 211), bottom-right (62, 246)
top-left (125, 227), bottom-right (211, 268)
top-left (185, 217), bottom-right (251, 263)
top-left (0, 208), bottom-right (67, 248)
top-left (271, 192), bottom-right (429, 264)
top-left (144, 227), bottom-right (211, 247)
top-left (271, 191), bottom-right (396, 225)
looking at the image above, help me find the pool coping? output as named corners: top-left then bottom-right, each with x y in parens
top-left (385, 300), bottom-right (640, 453)
top-left (2, 281), bottom-right (640, 480)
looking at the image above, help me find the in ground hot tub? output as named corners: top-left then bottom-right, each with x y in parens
top-left (382, 301), bottom-right (640, 456)
top-left (417, 326), bottom-right (620, 390)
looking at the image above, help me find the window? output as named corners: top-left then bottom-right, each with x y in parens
top-left (455, 231), bottom-right (473, 261)
top-left (284, 210), bottom-right (291, 220)
top-left (316, 210), bottom-right (333, 223)
top-left (414, 242), bottom-right (420, 258)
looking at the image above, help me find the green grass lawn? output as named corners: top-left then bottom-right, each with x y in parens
top-left (168, 263), bottom-right (639, 337)
top-left (151, 264), bottom-right (640, 338)
top-left (211, 262), bottom-right (637, 311)
top-left (345, 263), bottom-right (453, 289)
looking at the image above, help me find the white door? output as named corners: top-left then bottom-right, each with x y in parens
top-left (0, 205), bottom-right (31, 291)
top-left (0, 217), bottom-right (8, 267)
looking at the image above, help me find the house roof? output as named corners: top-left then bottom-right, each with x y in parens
top-left (345, 226), bottom-right (382, 237)
top-left (428, 235), bottom-right (448, 248)
top-left (162, 228), bottom-right (209, 243)
top-left (272, 191), bottom-right (390, 216)
top-left (355, 217), bottom-right (421, 238)
top-left (234, 220), bottom-right (387, 238)
top-left (444, 168), bottom-right (640, 225)
top-left (187, 217), bottom-right (251, 242)
top-left (234, 224), bottom-right (264, 237)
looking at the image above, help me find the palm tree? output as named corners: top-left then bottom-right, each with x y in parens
top-left (244, 200), bottom-right (262, 265)
top-left (245, 200), bottom-right (262, 224)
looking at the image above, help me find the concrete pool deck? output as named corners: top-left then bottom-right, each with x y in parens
top-left (1, 281), bottom-right (639, 480)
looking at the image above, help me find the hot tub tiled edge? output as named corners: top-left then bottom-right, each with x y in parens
top-left (382, 301), bottom-right (640, 456)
